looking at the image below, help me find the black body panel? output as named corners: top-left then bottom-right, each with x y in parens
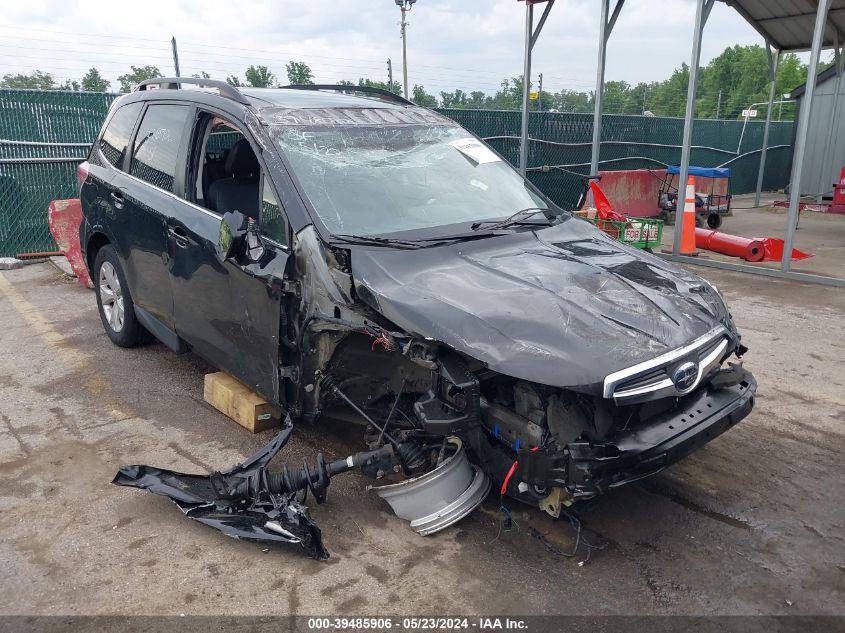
top-left (350, 217), bottom-right (733, 391)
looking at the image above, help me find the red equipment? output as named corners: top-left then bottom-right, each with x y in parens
top-left (694, 228), bottom-right (813, 263)
top-left (831, 166), bottom-right (845, 214)
top-left (48, 198), bottom-right (93, 288)
top-left (589, 181), bottom-right (627, 222)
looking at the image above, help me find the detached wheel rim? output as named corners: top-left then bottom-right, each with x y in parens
top-left (99, 261), bottom-right (125, 333)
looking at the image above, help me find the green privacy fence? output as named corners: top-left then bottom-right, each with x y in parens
top-left (439, 109), bottom-right (794, 210)
top-left (0, 88), bottom-right (793, 257)
top-left (0, 89), bottom-right (117, 257)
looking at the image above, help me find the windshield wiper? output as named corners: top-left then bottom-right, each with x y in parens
top-left (331, 234), bottom-right (426, 249)
top-left (471, 207), bottom-right (557, 231)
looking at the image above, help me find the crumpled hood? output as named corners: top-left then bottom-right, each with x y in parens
top-left (350, 218), bottom-right (732, 391)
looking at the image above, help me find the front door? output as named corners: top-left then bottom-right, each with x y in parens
top-left (168, 111), bottom-right (292, 404)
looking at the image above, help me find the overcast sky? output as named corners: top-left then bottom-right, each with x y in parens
top-left (0, 0), bottom-right (786, 98)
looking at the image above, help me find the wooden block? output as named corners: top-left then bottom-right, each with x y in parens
top-left (203, 372), bottom-right (281, 433)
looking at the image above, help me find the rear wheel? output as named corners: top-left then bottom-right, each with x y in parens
top-left (94, 245), bottom-right (150, 347)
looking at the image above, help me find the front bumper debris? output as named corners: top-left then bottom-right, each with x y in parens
top-left (516, 366), bottom-right (757, 499)
top-left (113, 420), bottom-right (331, 559)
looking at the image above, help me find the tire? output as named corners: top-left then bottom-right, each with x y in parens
top-left (707, 213), bottom-right (722, 229)
top-left (94, 245), bottom-right (151, 347)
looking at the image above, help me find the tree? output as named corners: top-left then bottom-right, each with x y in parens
top-left (602, 80), bottom-right (630, 114)
top-left (412, 84), bottom-right (438, 107)
top-left (1, 70), bottom-right (56, 89)
top-left (552, 90), bottom-right (592, 113)
top-left (245, 65), bottom-right (275, 88)
top-left (191, 71), bottom-right (211, 80)
top-left (468, 91), bottom-right (486, 109)
top-left (59, 79), bottom-right (81, 91)
top-left (226, 75), bottom-right (244, 87)
top-left (81, 68), bottom-right (110, 92)
top-left (356, 77), bottom-right (402, 94)
top-left (440, 89), bottom-right (469, 109)
top-left (117, 65), bottom-right (162, 93)
top-left (286, 61), bottom-right (313, 85)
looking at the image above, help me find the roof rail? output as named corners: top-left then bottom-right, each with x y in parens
top-left (134, 77), bottom-right (250, 105)
top-left (280, 84), bottom-right (414, 106)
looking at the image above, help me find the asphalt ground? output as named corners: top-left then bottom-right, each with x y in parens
top-left (0, 260), bottom-right (843, 616)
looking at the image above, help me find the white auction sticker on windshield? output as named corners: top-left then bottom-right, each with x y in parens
top-left (449, 137), bottom-right (501, 165)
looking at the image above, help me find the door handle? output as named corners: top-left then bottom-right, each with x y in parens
top-left (109, 191), bottom-right (124, 209)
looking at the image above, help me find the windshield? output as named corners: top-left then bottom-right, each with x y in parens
top-left (268, 112), bottom-right (548, 237)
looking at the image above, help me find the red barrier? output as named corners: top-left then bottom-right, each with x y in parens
top-left (694, 228), bottom-right (812, 262)
top-left (48, 198), bottom-right (93, 288)
top-left (594, 169), bottom-right (663, 217)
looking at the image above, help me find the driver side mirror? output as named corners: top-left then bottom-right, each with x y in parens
top-left (217, 210), bottom-right (265, 263)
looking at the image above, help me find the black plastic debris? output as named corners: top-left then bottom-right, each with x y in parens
top-left (113, 419), bottom-right (330, 560)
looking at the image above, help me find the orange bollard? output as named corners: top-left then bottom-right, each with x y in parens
top-left (679, 175), bottom-right (698, 255)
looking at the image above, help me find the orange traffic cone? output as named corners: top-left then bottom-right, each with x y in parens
top-left (679, 175), bottom-right (698, 255)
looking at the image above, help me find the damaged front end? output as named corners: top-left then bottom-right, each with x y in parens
top-left (113, 110), bottom-right (758, 557)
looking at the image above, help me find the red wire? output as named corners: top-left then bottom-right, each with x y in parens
top-left (501, 460), bottom-right (518, 496)
top-left (500, 446), bottom-right (541, 496)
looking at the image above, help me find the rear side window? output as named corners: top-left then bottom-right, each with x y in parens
top-left (130, 104), bottom-right (191, 194)
top-left (99, 102), bottom-right (142, 169)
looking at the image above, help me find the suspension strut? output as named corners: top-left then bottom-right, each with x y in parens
top-left (234, 445), bottom-right (395, 502)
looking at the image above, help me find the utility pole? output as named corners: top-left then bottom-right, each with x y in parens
top-left (715, 89), bottom-right (722, 119)
top-left (387, 59), bottom-right (393, 90)
top-left (538, 72), bottom-right (543, 111)
top-left (395, 0), bottom-right (416, 100)
top-left (171, 36), bottom-right (181, 77)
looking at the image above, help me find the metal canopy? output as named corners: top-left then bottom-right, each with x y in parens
top-left (721, 0), bottom-right (845, 51)
top-left (516, 0), bottom-right (844, 287)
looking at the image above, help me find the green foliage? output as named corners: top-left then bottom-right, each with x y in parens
top-left (356, 77), bottom-right (402, 94)
top-left (117, 65), bottom-right (162, 93)
top-left (286, 61), bottom-right (314, 85)
top-left (245, 65), bottom-right (275, 88)
top-left (1, 70), bottom-right (56, 89)
top-left (226, 75), bottom-right (244, 87)
top-left (412, 84), bottom-right (438, 107)
top-left (191, 71), bottom-right (211, 80)
top-left (81, 68), bottom-right (110, 92)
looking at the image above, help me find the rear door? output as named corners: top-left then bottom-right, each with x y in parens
top-left (82, 100), bottom-right (143, 278)
top-left (115, 102), bottom-right (193, 329)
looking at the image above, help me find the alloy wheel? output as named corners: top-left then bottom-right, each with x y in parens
top-left (99, 261), bottom-right (125, 333)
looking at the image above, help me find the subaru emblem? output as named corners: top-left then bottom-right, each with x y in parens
top-left (672, 361), bottom-right (699, 393)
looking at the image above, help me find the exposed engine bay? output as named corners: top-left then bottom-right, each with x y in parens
top-left (115, 221), bottom-right (756, 559)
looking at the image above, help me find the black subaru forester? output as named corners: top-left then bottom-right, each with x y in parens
top-left (81, 78), bottom-right (756, 530)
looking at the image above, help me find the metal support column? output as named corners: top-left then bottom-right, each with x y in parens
top-left (589, 0), bottom-right (624, 185)
top-left (519, 3), bottom-right (534, 175)
top-left (781, 0), bottom-right (833, 272)
top-left (754, 43), bottom-right (779, 207)
top-left (519, 0), bottom-right (555, 176)
top-left (171, 36), bottom-right (181, 77)
top-left (672, 0), bottom-right (714, 255)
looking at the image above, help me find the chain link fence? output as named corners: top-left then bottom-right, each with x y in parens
top-left (439, 109), bottom-right (794, 209)
top-left (0, 89), bottom-right (116, 257)
top-left (0, 89), bottom-right (793, 257)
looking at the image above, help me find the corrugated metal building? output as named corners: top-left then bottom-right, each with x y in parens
top-left (790, 63), bottom-right (845, 199)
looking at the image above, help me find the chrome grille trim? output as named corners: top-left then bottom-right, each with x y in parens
top-left (603, 325), bottom-right (728, 401)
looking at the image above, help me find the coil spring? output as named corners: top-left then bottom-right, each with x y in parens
top-left (235, 453), bottom-right (329, 502)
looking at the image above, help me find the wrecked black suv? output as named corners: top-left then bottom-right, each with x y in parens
top-left (80, 79), bottom-right (755, 554)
